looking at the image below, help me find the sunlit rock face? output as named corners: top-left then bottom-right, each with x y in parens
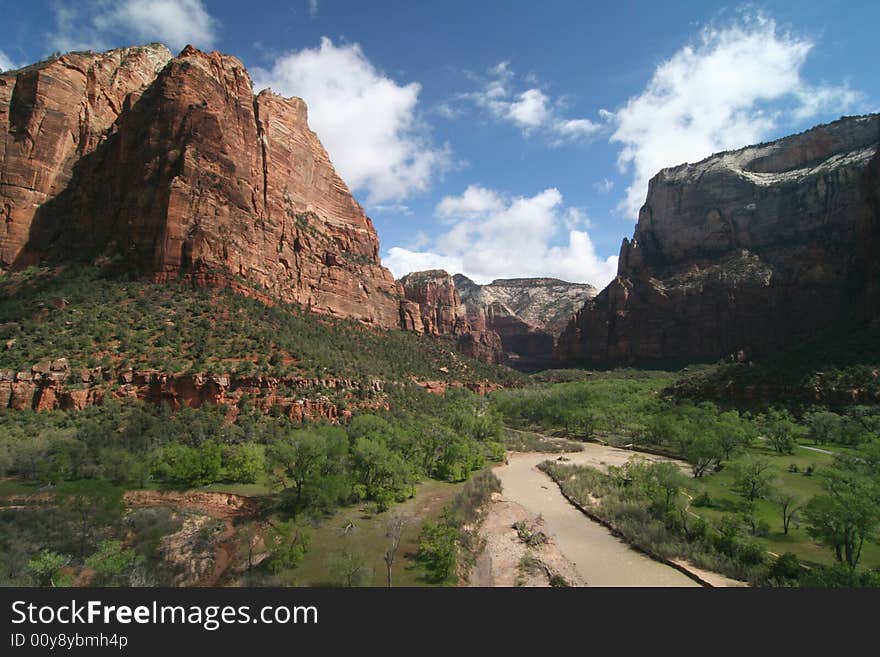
top-left (454, 275), bottom-right (597, 370)
top-left (1, 44), bottom-right (403, 328)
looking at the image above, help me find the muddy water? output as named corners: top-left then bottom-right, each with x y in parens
top-left (494, 449), bottom-right (699, 587)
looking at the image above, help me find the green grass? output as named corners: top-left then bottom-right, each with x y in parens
top-left (276, 479), bottom-right (465, 586)
top-left (688, 444), bottom-right (880, 568)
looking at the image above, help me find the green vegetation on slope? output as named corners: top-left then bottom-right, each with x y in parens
top-left (670, 323), bottom-right (880, 408)
top-left (0, 265), bottom-right (524, 385)
top-left (0, 264), bottom-right (524, 586)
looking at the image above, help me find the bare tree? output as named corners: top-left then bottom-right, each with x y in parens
top-left (383, 515), bottom-right (408, 587)
top-left (771, 488), bottom-right (802, 535)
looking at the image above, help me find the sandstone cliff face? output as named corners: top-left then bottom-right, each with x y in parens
top-left (557, 114), bottom-right (880, 366)
top-left (399, 269), bottom-right (504, 363)
top-left (0, 44), bottom-right (173, 268)
top-left (1, 44), bottom-right (402, 328)
top-left (455, 275), bottom-right (596, 369)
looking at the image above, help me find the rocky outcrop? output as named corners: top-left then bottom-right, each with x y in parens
top-left (455, 275), bottom-right (597, 369)
top-left (0, 363), bottom-right (386, 421)
top-left (1, 44), bottom-right (404, 328)
top-left (399, 269), bottom-right (470, 336)
top-left (557, 114), bottom-right (880, 366)
top-left (399, 269), bottom-right (504, 363)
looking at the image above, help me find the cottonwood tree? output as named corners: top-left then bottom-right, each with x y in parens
top-left (55, 480), bottom-right (125, 558)
top-left (731, 458), bottom-right (774, 504)
top-left (770, 488), bottom-right (803, 535)
top-left (383, 515), bottom-right (408, 587)
top-left (683, 433), bottom-right (725, 478)
top-left (760, 409), bottom-right (804, 454)
top-left (804, 469), bottom-right (880, 569)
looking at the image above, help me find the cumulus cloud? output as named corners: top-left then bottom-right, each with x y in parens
top-left (384, 186), bottom-right (618, 287)
top-left (0, 50), bottom-right (18, 72)
top-left (93, 0), bottom-right (218, 51)
top-left (49, 1), bottom-right (218, 53)
top-left (606, 13), bottom-right (865, 219)
top-left (436, 185), bottom-right (504, 219)
top-left (459, 61), bottom-right (600, 142)
top-left (253, 37), bottom-right (450, 205)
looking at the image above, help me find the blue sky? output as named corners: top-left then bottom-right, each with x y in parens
top-left (2, 1), bottom-right (877, 287)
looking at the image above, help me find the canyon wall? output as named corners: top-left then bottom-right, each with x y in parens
top-left (557, 114), bottom-right (880, 366)
top-left (399, 269), bottom-right (504, 363)
top-left (455, 275), bottom-right (596, 369)
top-left (0, 44), bottom-right (404, 328)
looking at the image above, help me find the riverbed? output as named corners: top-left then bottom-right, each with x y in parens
top-left (492, 447), bottom-right (700, 587)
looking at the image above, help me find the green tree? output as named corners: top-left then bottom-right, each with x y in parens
top-left (715, 411), bottom-right (754, 460)
top-left (805, 410), bottom-right (842, 445)
top-left (27, 551), bottom-right (71, 587)
top-left (417, 519), bottom-right (458, 584)
top-left (85, 540), bottom-right (141, 586)
top-left (267, 427), bottom-right (349, 516)
top-left (683, 433), bottom-right (724, 478)
top-left (222, 443), bottom-right (265, 483)
top-left (803, 469), bottom-right (880, 569)
top-left (56, 480), bottom-right (125, 558)
top-left (770, 488), bottom-right (803, 535)
top-left (760, 409), bottom-right (803, 454)
top-left (351, 437), bottom-right (413, 510)
top-left (731, 458), bottom-right (774, 504)
top-left (263, 520), bottom-right (310, 573)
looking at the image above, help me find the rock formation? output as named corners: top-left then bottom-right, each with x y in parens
top-left (455, 275), bottom-right (597, 369)
top-left (1, 44), bottom-right (404, 328)
top-left (0, 361), bottom-right (388, 421)
top-left (557, 114), bottom-right (880, 366)
top-left (1, 44), bottom-right (174, 268)
top-left (399, 269), bottom-right (504, 363)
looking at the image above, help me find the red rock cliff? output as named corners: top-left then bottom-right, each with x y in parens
top-left (557, 114), bottom-right (880, 365)
top-left (1, 44), bottom-right (403, 327)
top-left (399, 269), bottom-right (504, 363)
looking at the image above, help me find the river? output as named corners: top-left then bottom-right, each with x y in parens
top-left (493, 447), bottom-right (700, 587)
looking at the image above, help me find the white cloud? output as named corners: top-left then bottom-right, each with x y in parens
top-left (436, 185), bottom-right (504, 218)
top-left (253, 37), bottom-right (450, 205)
top-left (0, 50), bottom-right (18, 72)
top-left (94, 0), bottom-right (218, 51)
top-left (506, 89), bottom-right (550, 128)
top-left (554, 118), bottom-right (601, 138)
top-left (384, 186), bottom-right (618, 287)
top-left (607, 13), bottom-right (865, 219)
top-left (459, 62), bottom-right (601, 143)
top-left (49, 1), bottom-right (218, 53)
top-left (593, 178), bottom-right (615, 194)
top-left (308, 0), bottom-right (319, 18)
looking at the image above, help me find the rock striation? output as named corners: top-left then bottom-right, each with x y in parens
top-left (455, 275), bottom-right (596, 369)
top-left (0, 44), bottom-right (403, 328)
top-left (557, 114), bottom-right (880, 366)
top-left (399, 269), bottom-right (504, 363)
